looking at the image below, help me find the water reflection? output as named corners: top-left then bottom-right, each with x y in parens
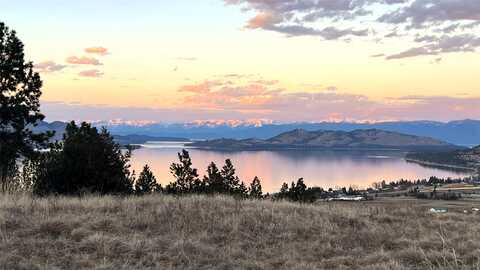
top-left (130, 142), bottom-right (471, 193)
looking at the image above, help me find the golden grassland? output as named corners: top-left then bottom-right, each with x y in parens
top-left (1, 194), bottom-right (480, 270)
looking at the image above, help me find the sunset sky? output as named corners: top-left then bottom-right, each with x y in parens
top-left (3, 0), bottom-right (480, 123)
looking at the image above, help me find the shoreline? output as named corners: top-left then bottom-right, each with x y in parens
top-left (405, 158), bottom-right (477, 172)
top-left (189, 144), bottom-right (460, 152)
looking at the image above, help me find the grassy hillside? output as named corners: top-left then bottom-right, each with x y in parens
top-left (1, 195), bottom-right (480, 269)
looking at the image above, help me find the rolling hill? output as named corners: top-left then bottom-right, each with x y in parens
top-left (192, 129), bottom-right (460, 151)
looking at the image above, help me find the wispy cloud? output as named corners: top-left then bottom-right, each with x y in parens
top-left (35, 61), bottom-right (67, 73)
top-left (175, 75), bottom-right (480, 122)
top-left (78, 69), bottom-right (103, 78)
top-left (386, 34), bottom-right (480, 59)
top-left (66, 56), bottom-right (102, 65)
top-left (379, 0), bottom-right (480, 27)
top-left (226, 0), bottom-right (480, 58)
top-left (179, 80), bottom-right (223, 94)
top-left (85, 47), bottom-right (109, 56)
top-left (243, 10), bottom-right (368, 39)
top-left (41, 92), bottom-right (480, 123)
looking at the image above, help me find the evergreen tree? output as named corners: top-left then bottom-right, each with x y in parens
top-left (221, 159), bottom-right (243, 195)
top-left (203, 162), bottom-right (224, 194)
top-left (192, 177), bottom-right (206, 193)
top-left (135, 165), bottom-right (161, 195)
top-left (289, 181), bottom-right (296, 200)
top-left (0, 22), bottom-right (52, 192)
top-left (279, 182), bottom-right (289, 199)
top-left (283, 178), bottom-right (309, 202)
top-left (238, 181), bottom-right (248, 198)
top-left (249, 176), bottom-right (263, 199)
top-left (166, 150), bottom-right (199, 194)
top-left (32, 122), bottom-right (134, 195)
top-left (294, 178), bottom-right (307, 202)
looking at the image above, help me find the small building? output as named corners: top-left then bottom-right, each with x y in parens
top-left (429, 208), bottom-right (448, 213)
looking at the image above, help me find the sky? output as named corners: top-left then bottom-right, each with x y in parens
top-left (2, 0), bottom-right (480, 123)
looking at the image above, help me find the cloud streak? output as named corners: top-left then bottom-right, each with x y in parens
top-left (174, 76), bottom-right (480, 122)
top-left (226, 0), bottom-right (480, 58)
top-left (379, 0), bottom-right (480, 26)
top-left (41, 93), bottom-right (480, 123)
top-left (78, 69), bottom-right (103, 78)
top-left (35, 61), bottom-right (67, 73)
top-left (66, 56), bottom-right (103, 65)
top-left (386, 34), bottom-right (480, 59)
top-left (85, 47), bottom-right (109, 56)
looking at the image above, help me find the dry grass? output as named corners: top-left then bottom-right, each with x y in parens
top-left (1, 195), bottom-right (480, 270)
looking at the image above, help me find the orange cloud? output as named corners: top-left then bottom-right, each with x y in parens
top-left (42, 91), bottom-right (480, 123)
top-left (85, 47), bottom-right (109, 55)
top-left (66, 56), bottom-right (102, 65)
top-left (78, 69), bottom-right (103, 78)
top-left (178, 80), bottom-right (222, 94)
top-left (179, 78), bottom-right (282, 111)
top-left (246, 12), bottom-right (278, 29)
top-left (176, 75), bottom-right (480, 122)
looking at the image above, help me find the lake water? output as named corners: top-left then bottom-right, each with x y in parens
top-left (130, 142), bottom-right (471, 193)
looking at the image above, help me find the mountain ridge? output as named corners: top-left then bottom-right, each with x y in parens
top-left (34, 119), bottom-right (480, 146)
top-left (192, 129), bottom-right (461, 151)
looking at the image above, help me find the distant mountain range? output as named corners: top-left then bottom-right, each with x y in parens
top-left (192, 129), bottom-right (461, 151)
top-left (33, 122), bottom-right (189, 145)
top-left (34, 121), bottom-right (67, 141)
top-left (34, 119), bottom-right (480, 146)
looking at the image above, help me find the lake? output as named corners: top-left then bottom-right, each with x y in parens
top-left (130, 142), bottom-right (471, 193)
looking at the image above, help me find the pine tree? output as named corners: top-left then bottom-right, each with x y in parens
top-left (249, 176), bottom-right (263, 199)
top-left (32, 122), bottom-right (134, 195)
top-left (0, 22), bottom-right (52, 192)
top-left (294, 178), bottom-right (307, 202)
top-left (221, 159), bottom-right (242, 195)
top-left (238, 181), bottom-right (248, 198)
top-left (167, 150), bottom-right (199, 194)
top-left (135, 165), bottom-right (161, 195)
top-left (203, 162), bottom-right (224, 194)
top-left (279, 182), bottom-right (289, 199)
top-left (288, 181), bottom-right (296, 200)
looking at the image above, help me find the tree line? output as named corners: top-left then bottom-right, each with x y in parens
top-left (13, 119), bottom-right (340, 204)
top-left (3, 119), bottom-right (268, 198)
top-left (0, 21), bottom-right (261, 199)
top-left (1, 21), bottom-right (476, 202)
top-left (372, 175), bottom-right (480, 191)
top-left (0, 21), bottom-right (360, 203)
